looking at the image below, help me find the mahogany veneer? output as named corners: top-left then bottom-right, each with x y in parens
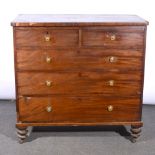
top-left (11, 14), bottom-right (148, 143)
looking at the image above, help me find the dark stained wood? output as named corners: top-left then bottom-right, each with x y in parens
top-left (11, 14), bottom-right (149, 27)
top-left (13, 27), bottom-right (20, 113)
top-left (16, 125), bottom-right (28, 144)
top-left (16, 121), bottom-right (143, 127)
top-left (82, 26), bottom-right (144, 48)
top-left (18, 96), bottom-right (141, 122)
top-left (17, 72), bottom-right (142, 95)
top-left (11, 14), bottom-right (148, 142)
top-left (16, 49), bottom-right (143, 71)
top-left (130, 124), bottom-right (142, 143)
top-left (139, 26), bottom-right (148, 121)
top-left (15, 28), bottom-right (79, 47)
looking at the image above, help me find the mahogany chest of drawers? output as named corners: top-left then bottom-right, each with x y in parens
top-left (11, 14), bottom-right (148, 143)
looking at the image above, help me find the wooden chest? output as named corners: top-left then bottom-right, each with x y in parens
top-left (11, 14), bottom-right (148, 143)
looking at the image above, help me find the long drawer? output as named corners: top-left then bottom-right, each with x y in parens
top-left (16, 49), bottom-right (143, 71)
top-left (18, 96), bottom-right (141, 123)
top-left (17, 72), bottom-right (142, 95)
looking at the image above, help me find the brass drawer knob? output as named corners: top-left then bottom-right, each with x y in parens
top-left (110, 34), bottom-right (116, 41)
top-left (45, 80), bottom-right (52, 87)
top-left (44, 35), bottom-right (51, 42)
top-left (46, 56), bottom-right (52, 63)
top-left (107, 105), bottom-right (113, 112)
top-left (108, 80), bottom-right (115, 86)
top-left (109, 56), bottom-right (117, 63)
top-left (46, 106), bottom-right (52, 112)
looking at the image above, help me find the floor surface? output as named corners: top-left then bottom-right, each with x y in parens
top-left (0, 100), bottom-right (155, 155)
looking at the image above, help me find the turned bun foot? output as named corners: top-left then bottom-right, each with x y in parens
top-left (130, 125), bottom-right (142, 143)
top-left (16, 126), bottom-right (28, 143)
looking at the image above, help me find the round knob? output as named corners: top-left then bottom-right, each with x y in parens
top-left (107, 105), bottom-right (113, 112)
top-left (109, 56), bottom-right (117, 63)
top-left (46, 106), bottom-right (52, 112)
top-left (110, 34), bottom-right (116, 41)
top-left (44, 35), bottom-right (51, 42)
top-left (46, 56), bottom-right (52, 63)
top-left (45, 80), bottom-right (52, 87)
top-left (108, 80), bottom-right (115, 86)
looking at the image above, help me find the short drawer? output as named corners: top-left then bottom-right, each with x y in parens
top-left (82, 26), bottom-right (144, 48)
top-left (15, 27), bottom-right (79, 47)
top-left (18, 96), bottom-right (141, 123)
top-left (16, 49), bottom-right (143, 71)
top-left (17, 72), bottom-right (142, 96)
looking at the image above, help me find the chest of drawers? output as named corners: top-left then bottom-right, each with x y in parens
top-left (11, 14), bottom-right (148, 143)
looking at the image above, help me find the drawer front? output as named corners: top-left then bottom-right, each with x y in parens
top-left (15, 27), bottom-right (79, 47)
top-left (82, 27), bottom-right (144, 48)
top-left (16, 49), bottom-right (143, 71)
top-left (18, 96), bottom-right (140, 122)
top-left (17, 72), bottom-right (142, 95)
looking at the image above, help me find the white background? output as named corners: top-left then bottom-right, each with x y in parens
top-left (0, 0), bottom-right (154, 104)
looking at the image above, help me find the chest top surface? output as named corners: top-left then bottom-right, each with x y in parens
top-left (11, 14), bottom-right (148, 27)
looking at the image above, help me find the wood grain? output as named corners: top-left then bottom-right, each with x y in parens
top-left (15, 28), bottom-right (79, 47)
top-left (17, 72), bottom-right (142, 95)
top-left (16, 121), bottom-right (143, 127)
top-left (16, 49), bottom-right (143, 71)
top-left (11, 14), bottom-right (148, 142)
top-left (82, 27), bottom-right (144, 48)
top-left (18, 96), bottom-right (141, 122)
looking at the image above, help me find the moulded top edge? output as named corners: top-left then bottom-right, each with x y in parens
top-left (11, 14), bottom-right (149, 27)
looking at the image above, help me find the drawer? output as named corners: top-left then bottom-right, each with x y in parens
top-left (17, 72), bottom-right (142, 96)
top-left (15, 27), bottom-right (79, 47)
top-left (16, 49), bottom-right (143, 71)
top-left (82, 26), bottom-right (144, 48)
top-left (18, 96), bottom-right (141, 122)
